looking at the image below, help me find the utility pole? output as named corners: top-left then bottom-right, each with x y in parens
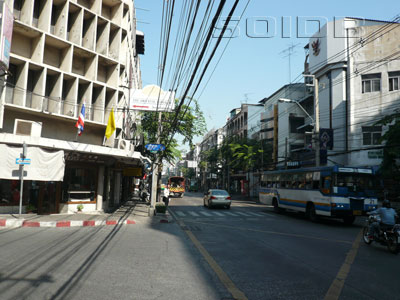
top-left (273, 104), bottom-right (278, 167)
top-left (150, 111), bottom-right (162, 215)
top-left (19, 142), bottom-right (27, 216)
top-left (285, 137), bottom-right (288, 169)
top-left (314, 77), bottom-right (320, 167)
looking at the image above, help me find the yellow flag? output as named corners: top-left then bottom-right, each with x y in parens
top-left (105, 108), bottom-right (116, 139)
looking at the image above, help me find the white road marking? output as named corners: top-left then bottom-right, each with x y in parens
top-left (189, 211), bottom-right (200, 217)
top-left (245, 212), bottom-right (265, 217)
top-left (176, 211), bottom-right (186, 217)
top-left (200, 211), bottom-right (213, 217)
top-left (211, 211), bottom-right (225, 216)
top-left (235, 212), bottom-right (251, 217)
top-left (223, 211), bottom-right (238, 216)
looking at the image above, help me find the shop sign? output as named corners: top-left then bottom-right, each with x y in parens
top-left (123, 167), bottom-right (142, 177)
top-left (145, 144), bottom-right (166, 152)
top-left (16, 158), bottom-right (31, 165)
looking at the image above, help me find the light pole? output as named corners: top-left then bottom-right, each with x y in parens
top-left (278, 98), bottom-right (315, 125)
top-left (278, 78), bottom-right (320, 167)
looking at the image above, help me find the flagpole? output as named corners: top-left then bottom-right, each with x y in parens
top-left (75, 100), bottom-right (84, 142)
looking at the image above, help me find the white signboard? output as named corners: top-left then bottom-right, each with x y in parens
top-left (130, 85), bottom-right (175, 112)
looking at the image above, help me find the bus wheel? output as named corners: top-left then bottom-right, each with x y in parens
top-left (306, 203), bottom-right (317, 222)
top-left (343, 216), bottom-right (355, 225)
top-left (273, 198), bottom-right (282, 213)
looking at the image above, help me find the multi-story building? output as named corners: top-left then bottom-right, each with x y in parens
top-left (197, 128), bottom-right (225, 190)
top-left (307, 17), bottom-right (400, 168)
top-left (0, 0), bottom-right (146, 214)
top-left (259, 83), bottom-right (313, 168)
top-left (225, 104), bottom-right (263, 140)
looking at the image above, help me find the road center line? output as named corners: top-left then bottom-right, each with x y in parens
top-left (169, 209), bottom-right (248, 300)
top-left (183, 220), bottom-right (353, 245)
top-left (324, 229), bottom-right (363, 300)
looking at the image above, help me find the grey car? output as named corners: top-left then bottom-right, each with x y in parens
top-left (203, 189), bottom-right (232, 209)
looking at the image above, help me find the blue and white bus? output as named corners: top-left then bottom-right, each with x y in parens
top-left (259, 166), bottom-right (378, 224)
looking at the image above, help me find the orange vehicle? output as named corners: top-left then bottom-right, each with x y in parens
top-left (168, 176), bottom-right (185, 198)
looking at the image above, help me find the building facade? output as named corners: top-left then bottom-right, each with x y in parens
top-left (307, 17), bottom-right (400, 168)
top-left (0, 0), bottom-right (146, 214)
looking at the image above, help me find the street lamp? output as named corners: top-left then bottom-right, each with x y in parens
top-left (278, 96), bottom-right (320, 167)
top-left (278, 98), bottom-right (315, 126)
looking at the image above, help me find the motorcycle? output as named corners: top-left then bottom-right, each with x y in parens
top-left (363, 214), bottom-right (400, 254)
top-left (140, 189), bottom-right (149, 202)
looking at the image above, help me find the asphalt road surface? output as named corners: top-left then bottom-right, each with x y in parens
top-left (1, 192), bottom-right (400, 300)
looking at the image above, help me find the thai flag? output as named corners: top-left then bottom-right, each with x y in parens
top-left (75, 102), bottom-right (85, 136)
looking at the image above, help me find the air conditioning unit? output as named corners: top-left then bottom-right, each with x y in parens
top-left (14, 119), bottom-right (42, 137)
top-left (117, 139), bottom-right (128, 150)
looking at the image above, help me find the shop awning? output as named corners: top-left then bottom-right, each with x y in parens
top-left (0, 144), bottom-right (65, 181)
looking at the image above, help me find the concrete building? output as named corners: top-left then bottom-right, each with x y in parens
top-left (259, 83), bottom-right (312, 168)
top-left (225, 104), bottom-right (263, 140)
top-left (0, 0), bottom-right (146, 214)
top-left (198, 128), bottom-right (225, 190)
top-left (307, 17), bottom-right (400, 168)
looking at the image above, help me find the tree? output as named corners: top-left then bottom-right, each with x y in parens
top-left (375, 110), bottom-right (400, 200)
top-left (140, 98), bottom-right (207, 163)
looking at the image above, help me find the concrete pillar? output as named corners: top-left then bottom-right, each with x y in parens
top-left (96, 166), bottom-right (104, 211)
top-left (114, 172), bottom-right (121, 206)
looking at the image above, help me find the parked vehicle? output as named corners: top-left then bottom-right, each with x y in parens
top-left (140, 189), bottom-right (149, 202)
top-left (168, 176), bottom-right (185, 198)
top-left (259, 165), bottom-right (378, 224)
top-left (363, 214), bottom-right (400, 254)
top-left (203, 189), bottom-right (231, 209)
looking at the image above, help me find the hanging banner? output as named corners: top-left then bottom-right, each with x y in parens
top-left (0, 144), bottom-right (65, 181)
top-left (130, 85), bottom-right (175, 112)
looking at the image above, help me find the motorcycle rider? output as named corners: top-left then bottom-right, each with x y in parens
top-left (368, 199), bottom-right (398, 239)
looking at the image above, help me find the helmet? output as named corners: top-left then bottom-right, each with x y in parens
top-left (382, 199), bottom-right (391, 208)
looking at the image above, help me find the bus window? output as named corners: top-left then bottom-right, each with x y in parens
top-left (313, 172), bottom-right (320, 189)
top-left (287, 174), bottom-right (296, 189)
top-left (280, 174), bottom-right (287, 188)
top-left (298, 173), bottom-right (306, 189)
top-left (305, 172), bottom-right (313, 189)
top-left (321, 176), bottom-right (332, 194)
top-left (275, 175), bottom-right (280, 188)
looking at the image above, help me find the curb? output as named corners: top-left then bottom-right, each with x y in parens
top-left (0, 219), bottom-right (136, 228)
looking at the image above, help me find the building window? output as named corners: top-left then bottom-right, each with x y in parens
top-left (389, 71), bottom-right (400, 91)
top-left (289, 117), bottom-right (305, 133)
top-left (362, 73), bottom-right (381, 93)
top-left (362, 126), bottom-right (382, 145)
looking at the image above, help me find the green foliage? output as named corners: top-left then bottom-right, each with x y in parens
top-left (155, 202), bottom-right (167, 214)
top-left (140, 98), bottom-right (207, 164)
top-left (77, 204), bottom-right (84, 211)
top-left (180, 167), bottom-right (196, 179)
top-left (229, 137), bottom-right (272, 172)
top-left (199, 137), bottom-right (272, 174)
top-left (26, 203), bottom-right (36, 212)
top-left (375, 110), bottom-right (400, 180)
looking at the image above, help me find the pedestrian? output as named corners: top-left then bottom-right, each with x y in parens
top-left (163, 184), bottom-right (170, 207)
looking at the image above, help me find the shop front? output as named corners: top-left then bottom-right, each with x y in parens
top-left (0, 144), bottom-right (65, 214)
top-left (60, 161), bottom-right (98, 214)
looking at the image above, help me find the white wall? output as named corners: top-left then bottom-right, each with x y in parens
top-left (348, 24), bottom-right (400, 167)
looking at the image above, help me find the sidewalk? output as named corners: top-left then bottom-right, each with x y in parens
top-left (0, 200), bottom-right (173, 229)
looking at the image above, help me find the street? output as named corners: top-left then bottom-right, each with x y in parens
top-left (1, 192), bottom-right (400, 300)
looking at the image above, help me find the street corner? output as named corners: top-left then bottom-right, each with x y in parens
top-left (0, 218), bottom-right (138, 229)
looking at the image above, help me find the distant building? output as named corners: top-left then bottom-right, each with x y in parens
top-left (225, 104), bottom-right (263, 140)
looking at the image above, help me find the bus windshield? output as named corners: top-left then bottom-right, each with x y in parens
top-left (334, 173), bottom-right (375, 193)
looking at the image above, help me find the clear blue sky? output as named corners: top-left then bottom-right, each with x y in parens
top-left (135, 0), bottom-right (396, 148)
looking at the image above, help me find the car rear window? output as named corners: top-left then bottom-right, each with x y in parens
top-left (211, 190), bottom-right (229, 196)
